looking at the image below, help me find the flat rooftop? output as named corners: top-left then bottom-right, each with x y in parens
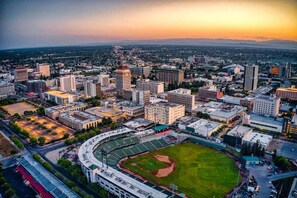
top-left (44, 90), bottom-right (74, 98)
top-left (124, 118), bottom-right (154, 129)
top-left (17, 155), bottom-right (79, 198)
top-left (227, 125), bottom-right (252, 138)
top-left (187, 119), bottom-right (222, 136)
top-left (250, 113), bottom-right (283, 126)
top-left (277, 87), bottom-right (297, 92)
top-left (59, 110), bottom-right (101, 123)
top-left (243, 132), bottom-right (273, 148)
top-left (45, 102), bottom-right (87, 113)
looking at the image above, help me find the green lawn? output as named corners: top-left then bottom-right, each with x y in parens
top-left (122, 143), bottom-right (241, 198)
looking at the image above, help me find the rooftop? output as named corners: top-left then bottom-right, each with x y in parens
top-left (17, 155), bottom-right (79, 198)
top-left (243, 132), bottom-right (273, 148)
top-left (277, 86), bottom-right (297, 92)
top-left (250, 113), bottom-right (283, 126)
top-left (44, 90), bottom-right (75, 98)
top-left (187, 119), bottom-right (222, 136)
top-left (59, 110), bottom-right (101, 123)
top-left (45, 102), bottom-right (87, 113)
top-left (227, 125), bottom-right (252, 138)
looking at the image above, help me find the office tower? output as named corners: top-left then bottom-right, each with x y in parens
top-left (145, 102), bottom-right (185, 125)
top-left (136, 79), bottom-right (164, 95)
top-left (132, 66), bottom-right (151, 78)
top-left (115, 65), bottom-right (131, 96)
top-left (98, 74), bottom-right (110, 86)
top-left (0, 82), bottom-right (15, 98)
top-left (84, 81), bottom-right (101, 98)
top-left (132, 89), bottom-right (150, 106)
top-left (36, 63), bottom-right (50, 77)
top-left (243, 65), bottom-right (258, 91)
top-left (253, 95), bottom-right (281, 117)
top-left (58, 75), bottom-right (76, 92)
top-left (14, 66), bottom-right (28, 82)
top-left (167, 88), bottom-right (195, 111)
top-left (157, 68), bottom-right (184, 85)
top-left (26, 80), bottom-right (47, 94)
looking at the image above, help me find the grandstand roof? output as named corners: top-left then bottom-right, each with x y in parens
top-left (17, 155), bottom-right (79, 198)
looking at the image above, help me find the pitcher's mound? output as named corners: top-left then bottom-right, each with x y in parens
top-left (154, 154), bottom-right (176, 177)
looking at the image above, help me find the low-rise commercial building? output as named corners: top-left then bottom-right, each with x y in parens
top-left (224, 125), bottom-right (272, 148)
top-left (58, 110), bottom-right (102, 130)
top-left (242, 113), bottom-right (283, 133)
top-left (198, 85), bottom-right (223, 100)
top-left (276, 86), bottom-right (297, 101)
top-left (45, 102), bottom-right (87, 119)
top-left (185, 119), bottom-right (222, 137)
top-left (43, 90), bottom-right (78, 104)
top-left (85, 106), bottom-right (125, 122)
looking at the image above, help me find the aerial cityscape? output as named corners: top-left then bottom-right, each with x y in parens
top-left (0, 0), bottom-right (297, 198)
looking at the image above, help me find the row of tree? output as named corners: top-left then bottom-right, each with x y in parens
top-left (240, 141), bottom-right (265, 157)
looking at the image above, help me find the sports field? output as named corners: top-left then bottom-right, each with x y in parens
top-left (121, 143), bottom-right (240, 198)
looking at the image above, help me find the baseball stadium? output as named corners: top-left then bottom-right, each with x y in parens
top-left (78, 127), bottom-right (242, 198)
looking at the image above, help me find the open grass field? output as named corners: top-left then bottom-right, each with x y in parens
top-left (0, 132), bottom-right (18, 158)
top-left (15, 116), bottom-right (75, 143)
top-left (2, 102), bottom-right (37, 116)
top-left (121, 143), bottom-right (241, 198)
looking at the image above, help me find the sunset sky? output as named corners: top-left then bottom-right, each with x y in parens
top-left (0, 0), bottom-right (297, 49)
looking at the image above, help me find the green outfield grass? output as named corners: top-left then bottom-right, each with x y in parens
top-left (121, 143), bottom-right (241, 198)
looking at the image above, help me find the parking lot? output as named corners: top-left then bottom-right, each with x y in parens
top-left (248, 164), bottom-right (276, 198)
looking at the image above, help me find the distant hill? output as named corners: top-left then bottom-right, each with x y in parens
top-left (93, 38), bottom-right (297, 50)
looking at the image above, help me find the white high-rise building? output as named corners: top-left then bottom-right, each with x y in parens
top-left (145, 102), bottom-right (185, 125)
top-left (132, 89), bottom-right (150, 105)
top-left (98, 74), bottom-right (110, 86)
top-left (253, 95), bottom-right (281, 117)
top-left (244, 65), bottom-right (258, 91)
top-left (36, 63), bottom-right (50, 77)
top-left (84, 81), bottom-right (101, 98)
top-left (59, 75), bottom-right (76, 92)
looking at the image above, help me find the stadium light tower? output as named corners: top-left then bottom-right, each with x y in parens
top-left (170, 183), bottom-right (177, 197)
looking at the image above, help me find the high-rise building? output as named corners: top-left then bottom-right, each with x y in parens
top-left (84, 81), bottom-right (101, 98)
top-left (136, 79), bottom-right (164, 95)
top-left (0, 82), bottom-right (15, 98)
top-left (244, 65), bottom-right (258, 91)
top-left (145, 102), bottom-right (185, 125)
top-left (157, 68), bottom-right (184, 85)
top-left (115, 66), bottom-right (131, 96)
top-left (276, 86), bottom-right (297, 101)
top-left (98, 74), bottom-right (110, 86)
top-left (14, 66), bottom-right (28, 82)
top-left (58, 75), bottom-right (76, 92)
top-left (132, 66), bottom-right (151, 78)
top-left (167, 88), bottom-right (195, 111)
top-left (253, 95), bottom-right (280, 117)
top-left (132, 89), bottom-right (150, 106)
top-left (26, 80), bottom-right (47, 94)
top-left (36, 63), bottom-right (50, 77)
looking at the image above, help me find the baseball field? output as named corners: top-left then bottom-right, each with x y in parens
top-left (121, 142), bottom-right (240, 198)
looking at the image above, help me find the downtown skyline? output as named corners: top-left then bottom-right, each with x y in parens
top-left (0, 0), bottom-right (297, 49)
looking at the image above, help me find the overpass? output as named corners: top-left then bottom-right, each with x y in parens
top-left (268, 171), bottom-right (297, 182)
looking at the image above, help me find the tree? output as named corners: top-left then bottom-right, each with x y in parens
top-left (36, 107), bottom-right (45, 116)
top-left (63, 133), bottom-right (70, 139)
top-left (110, 122), bottom-right (117, 129)
top-left (30, 137), bottom-right (38, 145)
top-left (38, 136), bottom-right (46, 145)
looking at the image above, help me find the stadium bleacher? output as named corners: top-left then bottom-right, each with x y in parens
top-left (94, 135), bottom-right (173, 169)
